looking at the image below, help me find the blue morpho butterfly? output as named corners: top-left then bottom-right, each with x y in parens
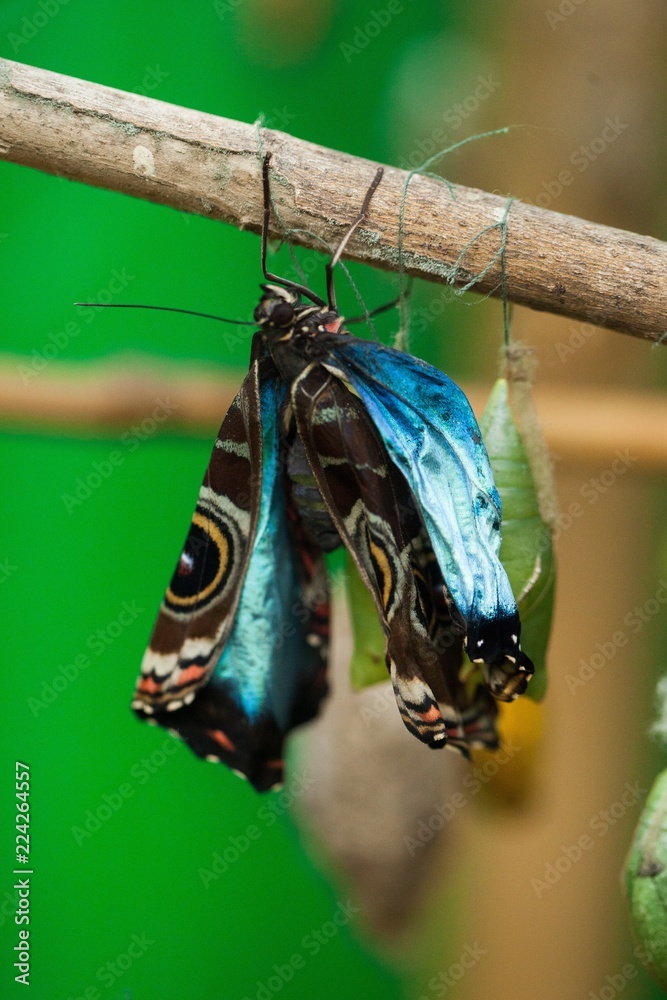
top-left (132, 154), bottom-right (534, 791)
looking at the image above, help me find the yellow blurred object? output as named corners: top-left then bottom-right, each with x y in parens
top-left (469, 697), bottom-right (545, 808)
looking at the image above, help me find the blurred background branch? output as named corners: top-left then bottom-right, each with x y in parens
top-left (1, 56), bottom-right (666, 343)
top-left (3, 355), bottom-right (667, 469)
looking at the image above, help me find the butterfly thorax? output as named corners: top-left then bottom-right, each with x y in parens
top-left (254, 285), bottom-right (349, 552)
top-left (254, 283), bottom-right (347, 383)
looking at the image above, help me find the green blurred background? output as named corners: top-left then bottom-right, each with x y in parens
top-left (1, 1), bottom-right (667, 999)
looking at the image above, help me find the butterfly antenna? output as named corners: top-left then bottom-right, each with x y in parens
top-left (74, 303), bottom-right (254, 325)
top-left (260, 153), bottom-right (326, 308)
top-left (326, 166), bottom-right (384, 313)
top-left (345, 296), bottom-right (399, 325)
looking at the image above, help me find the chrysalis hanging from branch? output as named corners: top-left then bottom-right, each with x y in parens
top-left (624, 671), bottom-right (667, 991)
top-left (479, 344), bottom-right (558, 701)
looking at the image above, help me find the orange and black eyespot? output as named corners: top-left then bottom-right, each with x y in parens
top-left (165, 509), bottom-right (233, 615)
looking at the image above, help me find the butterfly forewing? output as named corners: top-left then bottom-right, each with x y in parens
top-left (327, 337), bottom-right (532, 691)
top-left (134, 345), bottom-right (329, 790)
top-left (290, 363), bottom-right (470, 748)
top-left (133, 343), bottom-right (268, 715)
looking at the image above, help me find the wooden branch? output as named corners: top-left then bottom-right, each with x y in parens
top-left (1, 58), bottom-right (666, 343)
top-left (2, 356), bottom-right (666, 469)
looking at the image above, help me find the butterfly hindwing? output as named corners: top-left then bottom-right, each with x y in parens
top-left (407, 522), bottom-right (499, 751)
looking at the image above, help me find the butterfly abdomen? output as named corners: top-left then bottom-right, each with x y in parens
top-left (286, 430), bottom-right (342, 552)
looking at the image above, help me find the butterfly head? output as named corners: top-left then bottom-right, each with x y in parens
top-left (254, 284), bottom-right (301, 330)
top-left (254, 284), bottom-right (345, 343)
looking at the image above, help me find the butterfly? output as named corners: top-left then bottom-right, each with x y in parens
top-left (132, 154), bottom-right (534, 791)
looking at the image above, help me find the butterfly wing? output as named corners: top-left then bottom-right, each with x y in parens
top-left (409, 523), bottom-right (499, 752)
top-left (134, 340), bottom-right (266, 712)
top-left (328, 337), bottom-right (533, 698)
top-left (290, 363), bottom-right (491, 750)
top-left (133, 339), bottom-right (328, 790)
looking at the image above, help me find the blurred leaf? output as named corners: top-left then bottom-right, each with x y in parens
top-left (346, 551), bottom-right (387, 689)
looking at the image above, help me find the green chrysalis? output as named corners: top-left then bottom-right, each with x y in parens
top-left (624, 769), bottom-right (667, 990)
top-left (479, 351), bottom-right (557, 701)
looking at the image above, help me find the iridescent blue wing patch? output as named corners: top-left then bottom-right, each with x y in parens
top-left (326, 337), bottom-right (533, 698)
